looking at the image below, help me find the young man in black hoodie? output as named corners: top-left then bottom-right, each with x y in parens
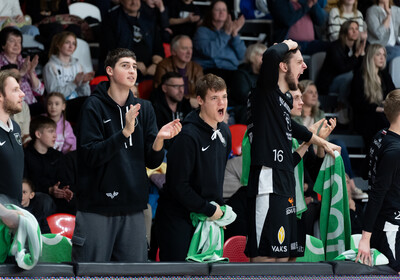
top-left (155, 73), bottom-right (231, 261)
top-left (72, 48), bottom-right (182, 262)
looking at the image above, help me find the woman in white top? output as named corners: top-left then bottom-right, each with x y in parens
top-left (43, 31), bottom-right (94, 100)
top-left (366, 0), bottom-right (400, 62)
top-left (328, 0), bottom-right (366, 41)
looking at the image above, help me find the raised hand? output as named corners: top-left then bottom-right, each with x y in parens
top-left (317, 118), bottom-right (336, 140)
top-left (74, 72), bottom-right (84, 85)
top-left (123, 104), bottom-right (141, 137)
top-left (157, 119), bottom-right (182, 140)
top-left (224, 14), bottom-right (233, 35)
top-left (232, 15), bottom-right (245, 37)
top-left (29, 55), bottom-right (39, 74)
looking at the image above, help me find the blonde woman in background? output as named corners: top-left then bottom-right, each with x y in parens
top-left (293, 79), bottom-right (368, 200)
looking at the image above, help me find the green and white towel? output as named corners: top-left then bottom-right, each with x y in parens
top-left (292, 138), bottom-right (307, 219)
top-left (8, 205), bottom-right (42, 270)
top-left (296, 235), bottom-right (325, 262)
top-left (40, 233), bottom-right (72, 263)
top-left (186, 203), bottom-right (237, 263)
top-left (334, 248), bottom-right (389, 266)
top-left (314, 151), bottom-right (351, 261)
top-left (240, 130), bottom-right (250, 186)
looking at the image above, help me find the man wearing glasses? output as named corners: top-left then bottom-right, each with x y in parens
top-left (152, 72), bottom-right (192, 149)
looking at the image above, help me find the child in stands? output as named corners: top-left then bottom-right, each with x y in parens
top-left (46, 92), bottom-right (76, 154)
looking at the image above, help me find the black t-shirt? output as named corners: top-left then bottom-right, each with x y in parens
top-left (247, 43), bottom-right (312, 196)
top-left (126, 15), bottom-right (152, 66)
top-left (167, 0), bottom-right (201, 37)
top-left (363, 129), bottom-right (400, 232)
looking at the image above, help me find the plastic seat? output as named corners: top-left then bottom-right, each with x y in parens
top-left (68, 2), bottom-right (102, 22)
top-left (222, 235), bottom-right (249, 262)
top-left (389, 56), bottom-right (400, 88)
top-left (229, 124), bottom-right (247, 156)
top-left (138, 79), bottom-right (154, 100)
top-left (46, 213), bottom-right (76, 239)
top-left (90, 75), bottom-right (108, 86)
top-left (73, 38), bottom-right (94, 73)
top-left (163, 43), bottom-right (171, 58)
top-left (309, 52), bottom-right (326, 82)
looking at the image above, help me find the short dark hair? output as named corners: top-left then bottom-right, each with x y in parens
top-left (282, 47), bottom-right (300, 65)
top-left (29, 116), bottom-right (56, 142)
top-left (161, 72), bottom-right (183, 85)
top-left (22, 178), bottom-right (35, 192)
top-left (0, 70), bottom-right (20, 97)
top-left (105, 48), bottom-right (137, 70)
top-left (195, 73), bottom-right (226, 100)
top-left (384, 89), bottom-right (400, 123)
top-left (0, 27), bottom-right (22, 51)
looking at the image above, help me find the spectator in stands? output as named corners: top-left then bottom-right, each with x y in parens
top-left (350, 44), bottom-right (395, 146)
top-left (21, 179), bottom-right (52, 233)
top-left (141, 0), bottom-right (171, 42)
top-left (154, 35), bottom-right (203, 107)
top-left (229, 43), bottom-right (267, 124)
top-left (316, 20), bottom-right (365, 123)
top-left (328, 0), bottom-right (366, 42)
top-left (0, 0), bottom-right (40, 36)
top-left (192, 0), bottom-right (246, 84)
top-left (43, 31), bottom-right (94, 100)
top-left (167, 0), bottom-right (202, 38)
top-left (293, 79), bottom-right (368, 199)
top-left (240, 0), bottom-right (272, 19)
top-left (24, 116), bottom-right (76, 214)
top-left (0, 70), bottom-right (25, 204)
top-left (0, 27), bottom-right (44, 113)
top-left (155, 73), bottom-right (231, 261)
top-left (25, 0), bottom-right (69, 25)
top-left (46, 92), bottom-right (77, 154)
top-left (2, 64), bottom-right (31, 145)
top-left (101, 0), bottom-right (165, 80)
top-left (152, 72), bottom-right (192, 149)
top-left (267, 0), bottom-right (328, 55)
top-left (72, 48), bottom-right (181, 262)
top-left (366, 0), bottom-right (400, 62)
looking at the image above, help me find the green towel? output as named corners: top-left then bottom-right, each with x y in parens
top-left (314, 151), bottom-right (351, 261)
top-left (296, 235), bottom-right (325, 262)
top-left (40, 233), bottom-right (72, 263)
top-left (292, 138), bottom-right (307, 219)
top-left (186, 203), bottom-right (237, 263)
top-left (8, 204), bottom-right (42, 270)
top-left (334, 248), bottom-right (389, 266)
top-left (0, 221), bottom-right (11, 263)
top-left (240, 130), bottom-right (250, 186)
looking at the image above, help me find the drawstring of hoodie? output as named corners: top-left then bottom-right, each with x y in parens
top-left (211, 129), bottom-right (226, 146)
top-left (117, 105), bottom-right (132, 148)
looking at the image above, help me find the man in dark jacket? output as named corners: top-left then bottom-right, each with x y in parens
top-left (72, 48), bottom-right (181, 262)
top-left (152, 72), bottom-right (192, 149)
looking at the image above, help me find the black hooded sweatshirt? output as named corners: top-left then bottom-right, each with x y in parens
top-left (159, 109), bottom-right (232, 218)
top-left (76, 81), bottom-right (164, 215)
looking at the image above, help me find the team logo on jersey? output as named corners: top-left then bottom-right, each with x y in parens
top-left (278, 226), bottom-right (285, 244)
top-left (106, 191), bottom-right (119, 199)
top-left (14, 133), bottom-right (22, 146)
top-left (286, 197), bottom-right (296, 215)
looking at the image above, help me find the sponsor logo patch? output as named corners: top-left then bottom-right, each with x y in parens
top-left (278, 226), bottom-right (285, 245)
